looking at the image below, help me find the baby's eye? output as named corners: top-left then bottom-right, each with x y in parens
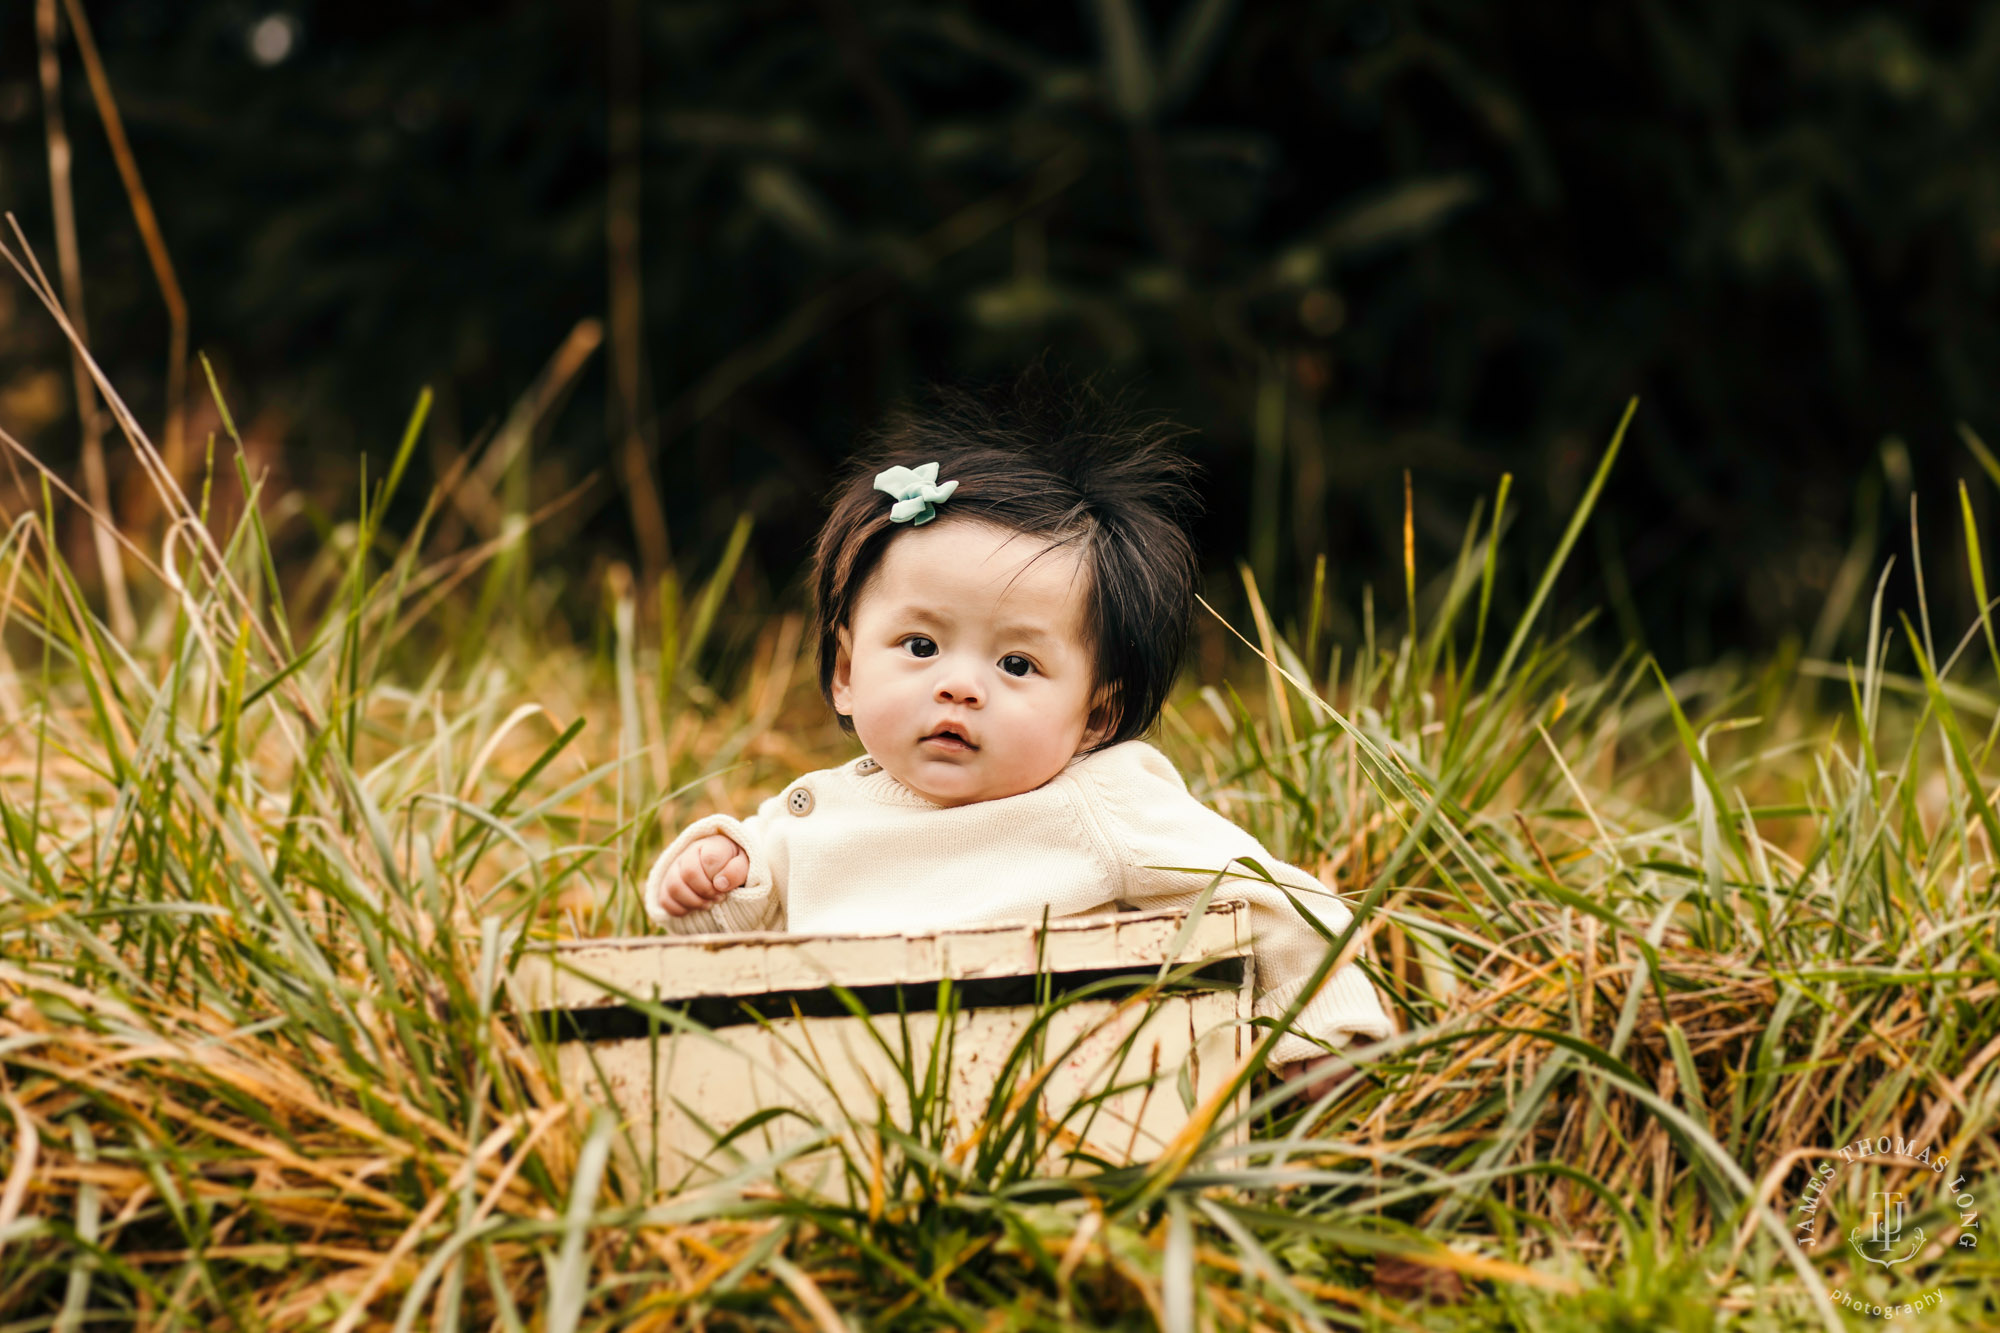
top-left (999, 654), bottom-right (1036, 678)
top-left (902, 635), bottom-right (938, 658)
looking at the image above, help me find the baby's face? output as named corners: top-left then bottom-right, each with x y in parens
top-left (832, 518), bottom-right (1104, 807)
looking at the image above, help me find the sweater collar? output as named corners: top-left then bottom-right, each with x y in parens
top-left (842, 755), bottom-right (945, 809)
top-left (839, 745), bottom-right (1120, 810)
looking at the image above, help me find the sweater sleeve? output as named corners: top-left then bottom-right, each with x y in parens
top-left (642, 797), bottom-right (785, 934)
top-left (1081, 743), bottom-right (1393, 1066)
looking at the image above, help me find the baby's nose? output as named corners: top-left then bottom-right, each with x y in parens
top-left (934, 671), bottom-right (982, 706)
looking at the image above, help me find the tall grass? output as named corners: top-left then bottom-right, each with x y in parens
top-left (1, 316), bottom-right (1997, 1329)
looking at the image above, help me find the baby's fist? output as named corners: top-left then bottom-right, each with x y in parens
top-left (650, 834), bottom-right (749, 919)
top-left (1276, 1051), bottom-right (1362, 1102)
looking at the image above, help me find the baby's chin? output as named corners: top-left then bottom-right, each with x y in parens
top-left (880, 756), bottom-right (1065, 808)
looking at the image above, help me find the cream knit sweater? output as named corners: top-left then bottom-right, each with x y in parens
top-left (643, 739), bottom-right (1392, 1065)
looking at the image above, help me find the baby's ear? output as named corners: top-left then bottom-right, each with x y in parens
top-left (829, 626), bottom-right (856, 716)
top-left (1082, 685), bottom-right (1121, 749)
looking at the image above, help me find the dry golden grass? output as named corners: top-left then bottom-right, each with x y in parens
top-left (1, 336), bottom-right (1995, 1328)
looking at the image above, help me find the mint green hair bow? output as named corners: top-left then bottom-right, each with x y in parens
top-left (873, 462), bottom-right (959, 526)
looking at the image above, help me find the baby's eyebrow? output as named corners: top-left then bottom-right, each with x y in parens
top-left (993, 622), bottom-right (1062, 648)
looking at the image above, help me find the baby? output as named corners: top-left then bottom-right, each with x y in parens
top-left (643, 377), bottom-right (1393, 1084)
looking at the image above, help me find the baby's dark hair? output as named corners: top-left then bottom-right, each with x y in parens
top-left (810, 368), bottom-right (1201, 751)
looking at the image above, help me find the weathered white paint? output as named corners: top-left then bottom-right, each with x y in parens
top-left (510, 901), bottom-right (1256, 1186)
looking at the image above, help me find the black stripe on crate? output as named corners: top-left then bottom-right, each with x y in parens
top-left (525, 957), bottom-right (1247, 1044)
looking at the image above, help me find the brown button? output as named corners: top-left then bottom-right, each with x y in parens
top-left (854, 756), bottom-right (881, 775)
top-left (787, 786), bottom-right (815, 816)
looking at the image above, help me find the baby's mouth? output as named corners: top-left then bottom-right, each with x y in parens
top-left (920, 725), bottom-right (978, 752)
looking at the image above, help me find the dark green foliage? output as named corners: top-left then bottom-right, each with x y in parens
top-left (8, 1), bottom-right (2000, 661)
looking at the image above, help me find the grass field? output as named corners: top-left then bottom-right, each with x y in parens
top-left (2, 367), bottom-right (1997, 1330)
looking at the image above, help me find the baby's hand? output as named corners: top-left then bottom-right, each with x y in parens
top-left (651, 834), bottom-right (749, 917)
top-left (1275, 1047), bottom-right (1369, 1102)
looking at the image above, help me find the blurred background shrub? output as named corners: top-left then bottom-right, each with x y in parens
top-left (5, 0), bottom-right (2000, 665)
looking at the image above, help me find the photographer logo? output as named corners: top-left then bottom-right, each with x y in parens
top-left (1851, 1189), bottom-right (1922, 1268)
top-left (1786, 1133), bottom-right (1978, 1321)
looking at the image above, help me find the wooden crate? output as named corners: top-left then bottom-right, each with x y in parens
top-left (509, 900), bottom-right (1256, 1184)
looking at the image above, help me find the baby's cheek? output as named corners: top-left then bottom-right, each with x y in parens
top-left (1021, 709), bottom-right (1083, 770)
top-left (848, 693), bottom-right (902, 755)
